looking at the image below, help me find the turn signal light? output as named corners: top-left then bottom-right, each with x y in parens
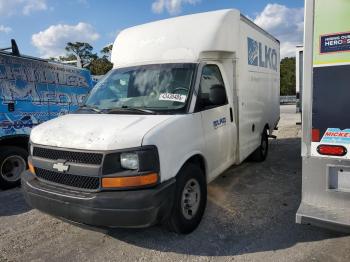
top-left (317, 145), bottom-right (347, 156)
top-left (28, 161), bottom-right (35, 175)
top-left (102, 173), bottom-right (158, 189)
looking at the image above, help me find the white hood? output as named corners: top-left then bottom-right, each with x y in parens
top-left (30, 114), bottom-right (175, 151)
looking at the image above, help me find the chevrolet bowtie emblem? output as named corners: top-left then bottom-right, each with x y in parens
top-left (53, 162), bottom-right (70, 173)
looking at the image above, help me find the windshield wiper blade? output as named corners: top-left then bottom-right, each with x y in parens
top-left (107, 107), bottom-right (156, 115)
top-left (78, 105), bottom-right (102, 113)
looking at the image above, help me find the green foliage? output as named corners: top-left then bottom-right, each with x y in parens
top-left (64, 42), bottom-right (97, 67)
top-left (58, 54), bottom-right (77, 62)
top-left (101, 44), bottom-right (113, 60)
top-left (280, 57), bottom-right (296, 96)
top-left (89, 57), bottom-right (113, 75)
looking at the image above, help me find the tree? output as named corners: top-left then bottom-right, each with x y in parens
top-left (54, 54), bottom-right (82, 67)
top-left (101, 44), bottom-right (113, 60)
top-left (58, 54), bottom-right (78, 63)
top-left (89, 57), bottom-right (113, 75)
top-left (57, 42), bottom-right (113, 75)
top-left (64, 42), bottom-right (97, 68)
top-left (280, 57), bottom-right (296, 96)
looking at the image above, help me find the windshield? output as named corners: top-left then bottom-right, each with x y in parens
top-left (84, 63), bottom-right (197, 113)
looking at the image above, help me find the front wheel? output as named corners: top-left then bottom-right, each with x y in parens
top-left (0, 146), bottom-right (28, 189)
top-left (165, 164), bottom-right (207, 234)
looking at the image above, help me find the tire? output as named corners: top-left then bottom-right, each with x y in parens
top-left (0, 146), bottom-right (28, 189)
top-left (250, 128), bottom-right (269, 162)
top-left (165, 164), bottom-right (207, 234)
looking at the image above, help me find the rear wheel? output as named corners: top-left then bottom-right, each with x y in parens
top-left (0, 146), bottom-right (28, 189)
top-left (165, 164), bottom-right (207, 234)
top-left (250, 128), bottom-right (269, 162)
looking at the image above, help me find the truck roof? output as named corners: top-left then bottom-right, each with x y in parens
top-left (111, 9), bottom-right (279, 68)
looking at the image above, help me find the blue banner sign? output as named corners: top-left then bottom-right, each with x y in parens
top-left (320, 32), bottom-right (350, 54)
top-left (0, 53), bottom-right (93, 137)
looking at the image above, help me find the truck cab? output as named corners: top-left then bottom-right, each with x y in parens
top-left (22, 10), bottom-right (280, 234)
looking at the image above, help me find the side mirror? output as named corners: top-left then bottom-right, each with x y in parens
top-left (209, 84), bottom-right (227, 106)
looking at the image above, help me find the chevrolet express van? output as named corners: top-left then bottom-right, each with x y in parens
top-left (23, 10), bottom-right (280, 234)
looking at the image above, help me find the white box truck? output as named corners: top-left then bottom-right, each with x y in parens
top-left (296, 0), bottom-right (350, 232)
top-left (22, 9), bottom-right (280, 234)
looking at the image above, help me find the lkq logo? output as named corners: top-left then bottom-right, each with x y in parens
top-left (248, 37), bottom-right (278, 71)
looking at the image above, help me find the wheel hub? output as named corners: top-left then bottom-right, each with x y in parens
top-left (181, 178), bottom-right (201, 220)
top-left (1, 155), bottom-right (26, 182)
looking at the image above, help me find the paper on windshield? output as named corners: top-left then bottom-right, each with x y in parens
top-left (159, 93), bottom-right (187, 103)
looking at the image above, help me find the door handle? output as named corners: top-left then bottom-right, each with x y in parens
top-left (229, 107), bottom-right (233, 122)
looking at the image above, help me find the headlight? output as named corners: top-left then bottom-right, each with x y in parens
top-left (102, 146), bottom-right (159, 175)
top-left (120, 152), bottom-right (139, 170)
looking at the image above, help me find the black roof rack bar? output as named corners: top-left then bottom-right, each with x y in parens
top-left (0, 47), bottom-right (12, 51)
top-left (0, 39), bottom-right (20, 56)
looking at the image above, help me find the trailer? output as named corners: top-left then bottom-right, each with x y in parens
top-left (0, 40), bottom-right (93, 189)
top-left (296, 0), bottom-right (350, 232)
top-left (22, 10), bottom-right (280, 234)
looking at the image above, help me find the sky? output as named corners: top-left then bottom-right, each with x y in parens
top-left (0, 0), bottom-right (304, 59)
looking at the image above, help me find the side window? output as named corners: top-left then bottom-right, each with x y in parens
top-left (195, 64), bottom-right (228, 111)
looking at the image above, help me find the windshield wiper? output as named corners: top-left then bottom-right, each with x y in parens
top-left (107, 106), bottom-right (157, 115)
top-left (78, 105), bottom-right (102, 113)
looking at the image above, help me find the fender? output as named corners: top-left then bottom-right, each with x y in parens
top-left (173, 151), bottom-right (208, 180)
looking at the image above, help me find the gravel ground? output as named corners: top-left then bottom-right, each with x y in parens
top-left (0, 105), bottom-right (349, 262)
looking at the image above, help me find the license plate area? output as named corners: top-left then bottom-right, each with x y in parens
top-left (328, 165), bottom-right (350, 192)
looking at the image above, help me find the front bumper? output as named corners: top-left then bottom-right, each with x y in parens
top-left (22, 171), bottom-right (176, 228)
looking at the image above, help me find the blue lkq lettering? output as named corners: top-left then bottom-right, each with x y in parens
top-left (213, 117), bottom-right (226, 129)
top-left (248, 37), bottom-right (278, 71)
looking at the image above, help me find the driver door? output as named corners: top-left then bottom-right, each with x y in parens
top-left (195, 64), bottom-right (236, 181)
